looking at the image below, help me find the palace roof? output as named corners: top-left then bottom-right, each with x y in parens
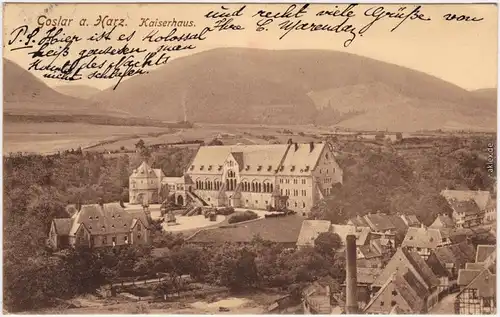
top-left (186, 143), bottom-right (328, 177)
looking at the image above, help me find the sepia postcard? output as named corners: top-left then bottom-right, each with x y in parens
top-left (2, 2), bottom-right (497, 315)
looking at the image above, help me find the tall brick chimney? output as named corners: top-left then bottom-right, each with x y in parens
top-left (345, 234), bottom-right (358, 314)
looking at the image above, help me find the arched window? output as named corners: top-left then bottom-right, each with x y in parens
top-left (270, 184), bottom-right (274, 193)
top-left (258, 183), bottom-right (262, 192)
top-left (226, 179), bottom-right (230, 190)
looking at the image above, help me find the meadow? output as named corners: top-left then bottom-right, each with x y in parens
top-left (3, 121), bottom-right (329, 154)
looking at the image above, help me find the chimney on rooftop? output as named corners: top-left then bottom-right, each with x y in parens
top-left (345, 234), bottom-right (358, 314)
top-left (309, 142), bottom-right (314, 153)
top-left (294, 143), bottom-right (299, 152)
top-left (76, 200), bottom-right (82, 212)
top-left (287, 138), bottom-right (293, 145)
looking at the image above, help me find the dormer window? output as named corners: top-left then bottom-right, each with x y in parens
top-left (208, 165), bottom-right (213, 171)
top-left (291, 166), bottom-right (296, 172)
top-left (89, 216), bottom-right (93, 220)
top-left (89, 226), bottom-right (92, 230)
top-left (117, 214), bottom-right (121, 218)
top-left (124, 224), bottom-right (127, 227)
top-left (200, 165), bottom-right (204, 171)
top-left (280, 166), bottom-right (284, 171)
top-left (218, 165), bottom-right (223, 171)
top-left (268, 165), bottom-right (272, 171)
top-left (112, 224), bottom-right (115, 228)
top-left (245, 165), bottom-right (250, 171)
top-left (305, 165), bottom-right (310, 172)
top-left (190, 165), bottom-right (195, 170)
top-left (95, 216), bottom-right (99, 220)
top-left (102, 226), bottom-right (105, 231)
top-left (112, 214), bottom-right (115, 218)
top-left (257, 165), bottom-right (262, 171)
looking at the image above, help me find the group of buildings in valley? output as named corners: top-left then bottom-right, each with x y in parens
top-left (297, 190), bottom-right (497, 315)
top-left (47, 142), bottom-right (496, 315)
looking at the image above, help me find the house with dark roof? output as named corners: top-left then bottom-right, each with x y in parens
top-left (49, 202), bottom-right (150, 249)
top-left (363, 270), bottom-right (429, 314)
top-left (426, 242), bottom-right (476, 294)
top-left (401, 226), bottom-right (452, 260)
top-left (371, 247), bottom-right (440, 311)
top-left (429, 214), bottom-right (455, 229)
top-left (454, 245), bottom-right (496, 314)
top-left (441, 189), bottom-right (491, 229)
top-left (341, 267), bottom-right (382, 310)
top-left (399, 214), bottom-right (421, 228)
top-left (448, 199), bottom-right (485, 229)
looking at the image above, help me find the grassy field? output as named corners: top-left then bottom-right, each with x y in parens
top-left (3, 122), bottom-right (327, 155)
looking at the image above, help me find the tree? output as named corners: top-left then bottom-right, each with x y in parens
top-left (314, 232), bottom-right (342, 256)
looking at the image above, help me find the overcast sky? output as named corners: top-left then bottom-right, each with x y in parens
top-left (3, 3), bottom-right (498, 91)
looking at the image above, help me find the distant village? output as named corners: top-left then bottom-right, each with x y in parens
top-left (49, 140), bottom-right (496, 315)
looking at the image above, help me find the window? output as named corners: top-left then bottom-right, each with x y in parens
top-left (112, 237), bottom-right (116, 246)
top-left (280, 179), bottom-right (283, 184)
top-left (303, 202), bottom-right (306, 208)
top-left (89, 216), bottom-right (93, 220)
top-left (391, 301), bottom-right (396, 307)
top-left (137, 223), bottom-right (142, 231)
top-left (380, 301), bottom-right (384, 306)
top-left (392, 290), bottom-right (398, 296)
top-left (293, 179), bottom-right (298, 184)
top-left (255, 200), bottom-right (258, 204)
top-left (302, 179), bottom-right (306, 184)
top-left (102, 237), bottom-right (107, 244)
top-left (295, 202), bottom-right (298, 207)
top-left (137, 233), bottom-right (142, 239)
top-left (417, 247), bottom-right (422, 251)
top-left (124, 236), bottom-right (128, 244)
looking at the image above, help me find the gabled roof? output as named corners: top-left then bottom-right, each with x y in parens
top-left (431, 242), bottom-right (476, 272)
top-left (364, 213), bottom-right (396, 232)
top-left (364, 271), bottom-right (427, 314)
top-left (56, 203), bottom-right (150, 237)
top-left (476, 245), bottom-right (496, 263)
top-left (348, 215), bottom-right (369, 227)
top-left (373, 248), bottom-right (439, 289)
top-left (330, 224), bottom-right (370, 246)
top-left (401, 227), bottom-right (445, 249)
top-left (457, 269), bottom-right (496, 298)
top-left (400, 214), bottom-right (420, 227)
top-left (130, 161), bottom-right (158, 179)
top-left (449, 199), bottom-right (483, 216)
top-left (186, 144), bottom-right (329, 177)
top-left (441, 189), bottom-right (491, 210)
top-left (296, 220), bottom-right (332, 247)
top-left (430, 215), bottom-right (455, 229)
top-left (388, 215), bottom-right (408, 233)
top-left (277, 143), bottom-right (327, 176)
top-left (53, 218), bottom-right (72, 235)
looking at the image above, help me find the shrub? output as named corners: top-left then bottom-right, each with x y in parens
top-left (217, 207), bottom-right (235, 216)
top-left (228, 210), bottom-right (259, 224)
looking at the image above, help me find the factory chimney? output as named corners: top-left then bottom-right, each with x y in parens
top-left (345, 234), bottom-right (358, 314)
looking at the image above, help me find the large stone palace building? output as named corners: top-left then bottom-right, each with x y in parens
top-left (129, 141), bottom-right (343, 214)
